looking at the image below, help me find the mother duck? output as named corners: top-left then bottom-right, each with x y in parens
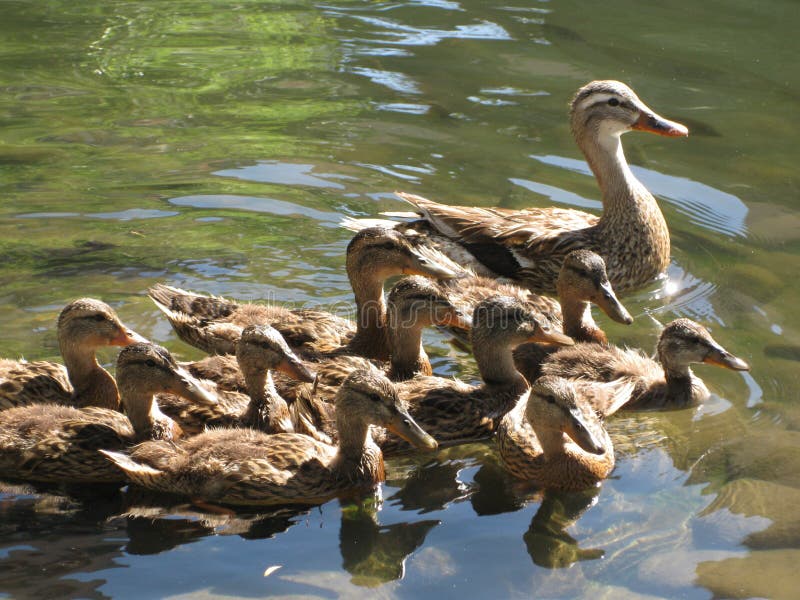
top-left (371, 80), bottom-right (688, 294)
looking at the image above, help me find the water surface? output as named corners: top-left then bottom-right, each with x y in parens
top-left (1, 1), bottom-right (799, 598)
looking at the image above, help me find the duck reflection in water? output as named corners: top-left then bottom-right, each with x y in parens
top-left (386, 446), bottom-right (482, 513)
top-left (338, 496), bottom-right (438, 587)
top-left (118, 486), bottom-right (310, 554)
top-left (523, 488), bottom-right (605, 569)
top-left (0, 481), bottom-right (127, 599)
top-left (465, 460), bottom-right (606, 569)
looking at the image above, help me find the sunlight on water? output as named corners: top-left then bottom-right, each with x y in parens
top-left (0, 0), bottom-right (798, 599)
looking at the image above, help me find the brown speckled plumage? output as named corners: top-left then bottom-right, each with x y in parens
top-left (0, 298), bottom-right (145, 411)
top-left (158, 325), bottom-right (313, 435)
top-left (512, 249), bottom-right (632, 382)
top-left (497, 376), bottom-right (614, 491)
top-left (102, 368), bottom-right (437, 506)
top-left (358, 81), bottom-right (688, 294)
top-left (189, 277), bottom-right (470, 412)
top-left (149, 227), bottom-right (457, 361)
top-left (374, 295), bottom-right (574, 454)
top-left (0, 343), bottom-right (215, 483)
top-left (539, 318), bottom-right (749, 410)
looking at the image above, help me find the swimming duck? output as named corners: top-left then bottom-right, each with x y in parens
top-left (536, 318), bottom-right (750, 410)
top-left (439, 248), bottom-right (631, 340)
top-left (497, 376), bottom-right (615, 491)
top-left (101, 367), bottom-right (438, 506)
top-left (0, 343), bottom-right (217, 483)
top-left (0, 298), bottom-right (147, 411)
top-left (157, 324), bottom-right (316, 436)
top-left (374, 295), bottom-right (574, 453)
top-left (347, 81), bottom-right (688, 294)
top-left (186, 276), bottom-right (471, 398)
top-left (511, 249), bottom-right (632, 382)
top-left (149, 227), bottom-right (457, 361)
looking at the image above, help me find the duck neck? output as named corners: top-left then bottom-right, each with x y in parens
top-left (348, 274), bottom-right (390, 360)
top-left (659, 349), bottom-right (693, 382)
top-left (474, 341), bottom-right (528, 394)
top-left (336, 411), bottom-right (373, 464)
top-left (240, 369), bottom-right (289, 432)
top-left (387, 319), bottom-right (430, 381)
top-left (578, 131), bottom-right (665, 235)
top-left (60, 340), bottom-right (120, 410)
top-left (558, 292), bottom-right (605, 344)
top-left (533, 424), bottom-right (570, 460)
top-left (119, 385), bottom-right (163, 442)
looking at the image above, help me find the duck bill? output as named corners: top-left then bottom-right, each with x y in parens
top-left (596, 281), bottom-right (634, 325)
top-left (702, 346), bottom-right (750, 371)
top-left (527, 329), bottom-right (574, 347)
top-left (169, 367), bottom-right (219, 405)
top-left (276, 355), bottom-right (317, 383)
top-left (386, 409), bottom-right (438, 451)
top-left (566, 408), bottom-right (606, 455)
top-left (435, 306), bottom-right (472, 331)
top-left (632, 110), bottom-right (688, 137)
top-left (110, 327), bottom-right (150, 346)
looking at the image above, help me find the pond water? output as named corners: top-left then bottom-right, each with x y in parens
top-left (1, 0), bottom-right (799, 598)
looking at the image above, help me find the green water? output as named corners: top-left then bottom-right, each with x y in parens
top-left (1, 0), bottom-right (799, 597)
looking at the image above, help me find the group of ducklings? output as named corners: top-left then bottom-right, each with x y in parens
top-left (0, 80), bottom-right (750, 507)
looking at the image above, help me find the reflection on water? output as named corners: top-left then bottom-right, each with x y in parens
top-left (339, 503), bottom-right (438, 587)
top-left (523, 489), bottom-right (604, 569)
top-left (0, 0), bottom-right (798, 598)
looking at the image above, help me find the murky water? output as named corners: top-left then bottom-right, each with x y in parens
top-left (1, 0), bottom-right (799, 598)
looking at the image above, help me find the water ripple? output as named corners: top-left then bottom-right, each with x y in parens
top-left (214, 161), bottom-right (354, 189)
top-left (344, 14), bottom-right (512, 45)
top-left (169, 195), bottom-right (341, 226)
top-left (350, 66), bottom-right (421, 94)
top-left (648, 264), bottom-right (722, 325)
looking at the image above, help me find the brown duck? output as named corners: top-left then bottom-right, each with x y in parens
top-left (101, 368), bottom-right (438, 506)
top-left (536, 318), bottom-right (750, 410)
top-left (346, 80), bottom-right (688, 294)
top-left (157, 324), bottom-right (316, 436)
top-left (187, 276), bottom-right (471, 399)
top-left (0, 298), bottom-right (147, 411)
top-left (0, 343), bottom-right (216, 483)
top-left (497, 376), bottom-right (616, 491)
top-left (373, 295), bottom-right (574, 453)
top-left (149, 227), bottom-right (456, 361)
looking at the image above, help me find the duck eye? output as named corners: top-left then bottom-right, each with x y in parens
top-left (607, 98), bottom-right (620, 107)
top-left (145, 359), bottom-right (156, 367)
top-left (92, 314), bottom-right (106, 322)
top-left (368, 393), bottom-right (382, 403)
top-left (545, 395), bottom-right (556, 405)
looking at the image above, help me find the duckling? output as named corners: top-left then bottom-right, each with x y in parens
top-left (0, 298), bottom-right (147, 411)
top-left (101, 368), bottom-right (438, 506)
top-left (187, 276), bottom-right (471, 398)
top-left (497, 376), bottom-right (615, 491)
top-left (512, 249), bottom-right (632, 383)
top-left (375, 295), bottom-right (574, 453)
top-left (149, 227), bottom-right (457, 361)
top-left (441, 249), bottom-right (630, 342)
top-left (537, 318), bottom-right (750, 410)
top-left (344, 80), bottom-right (688, 294)
top-left (157, 324), bottom-right (316, 436)
top-left (0, 343), bottom-right (217, 483)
